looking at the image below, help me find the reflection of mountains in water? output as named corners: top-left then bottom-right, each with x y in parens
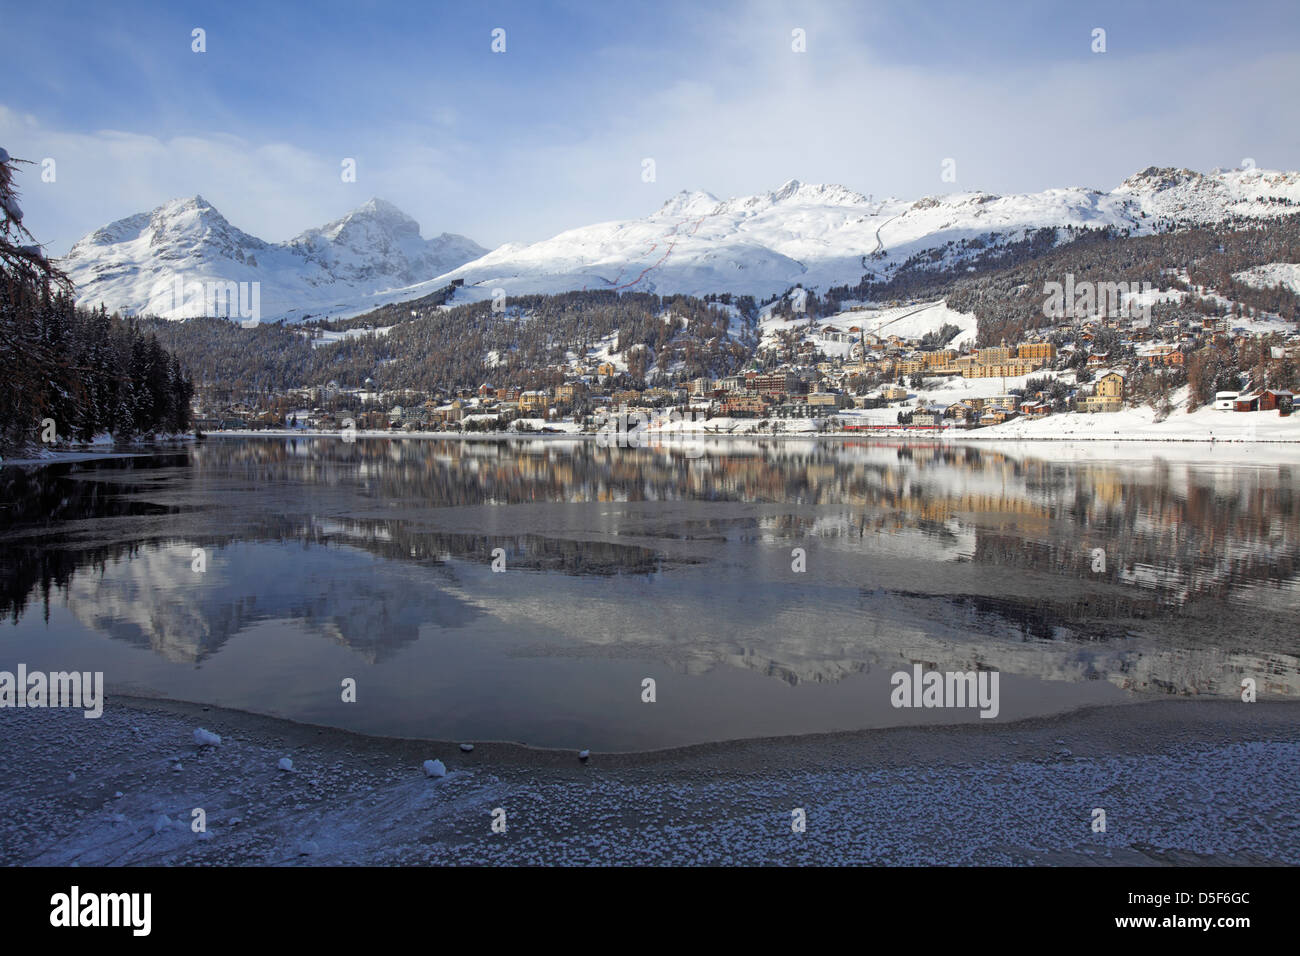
top-left (475, 576), bottom-right (1300, 700)
top-left (15, 440), bottom-right (1296, 622)
top-left (4, 514), bottom-right (672, 666)
top-left (1, 458), bottom-right (198, 624)
top-left (60, 540), bottom-right (484, 665)
top-left (0, 458), bottom-right (679, 639)
top-left (317, 517), bottom-right (676, 577)
top-left (893, 589), bottom-right (1300, 698)
top-left (4, 439), bottom-right (1300, 694)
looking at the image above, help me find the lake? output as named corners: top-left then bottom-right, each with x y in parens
top-left (2, 436), bottom-right (1297, 749)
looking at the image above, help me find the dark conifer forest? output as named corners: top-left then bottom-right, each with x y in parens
top-left (0, 152), bottom-right (193, 453)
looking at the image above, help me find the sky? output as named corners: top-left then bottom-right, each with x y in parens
top-left (3, 0), bottom-right (1299, 256)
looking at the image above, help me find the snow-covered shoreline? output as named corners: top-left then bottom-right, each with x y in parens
top-left (207, 416), bottom-right (1300, 445)
top-left (0, 449), bottom-right (155, 467)
top-left (8, 427), bottom-right (1300, 478)
top-left (3, 694), bottom-right (1295, 865)
top-left (200, 421), bottom-right (1300, 457)
top-left (0, 437), bottom-right (192, 467)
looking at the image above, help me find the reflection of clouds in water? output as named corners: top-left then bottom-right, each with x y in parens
top-left (63, 540), bottom-right (482, 664)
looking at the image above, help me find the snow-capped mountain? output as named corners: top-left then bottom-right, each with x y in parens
top-left (62, 167), bottom-right (1300, 322)
top-left (414, 166), bottom-right (1300, 304)
top-left (63, 196), bottom-right (486, 322)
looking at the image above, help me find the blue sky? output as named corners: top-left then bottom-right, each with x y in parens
top-left (3, 0), bottom-right (1299, 254)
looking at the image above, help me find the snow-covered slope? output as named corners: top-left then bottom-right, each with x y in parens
top-left (62, 196), bottom-right (486, 322)
top-left (759, 300), bottom-right (979, 359)
top-left (63, 167), bottom-right (1300, 321)
top-left (1234, 262), bottom-right (1300, 295)
top-left (420, 166), bottom-right (1300, 303)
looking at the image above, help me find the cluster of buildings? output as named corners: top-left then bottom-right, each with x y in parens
top-left (1219, 389), bottom-right (1295, 414)
top-left (191, 304), bottom-right (1300, 433)
top-left (832, 334), bottom-right (1057, 380)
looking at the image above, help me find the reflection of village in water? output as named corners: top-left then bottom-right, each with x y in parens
top-left (1, 436), bottom-right (1297, 709)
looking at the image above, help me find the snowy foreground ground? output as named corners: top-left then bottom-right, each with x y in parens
top-left (2, 697), bottom-right (1296, 866)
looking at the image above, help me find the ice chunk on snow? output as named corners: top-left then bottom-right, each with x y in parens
top-left (459, 743), bottom-right (474, 752)
top-left (194, 728), bottom-right (221, 746)
top-left (278, 757), bottom-right (294, 772)
top-left (423, 759), bottom-right (446, 778)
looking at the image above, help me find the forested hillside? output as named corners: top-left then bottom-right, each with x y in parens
top-left (142, 289), bottom-right (753, 394)
top-left (0, 151), bottom-right (193, 453)
top-left (829, 216), bottom-right (1300, 346)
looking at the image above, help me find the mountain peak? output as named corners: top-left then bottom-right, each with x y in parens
top-left (655, 189), bottom-right (721, 218)
top-left (64, 196), bottom-right (487, 322)
top-left (657, 180), bottom-right (871, 220)
top-left (157, 195), bottom-right (218, 215)
top-left (353, 197), bottom-right (411, 219)
top-left (317, 197), bottom-right (422, 241)
top-left (1118, 166), bottom-right (1205, 192)
top-left (767, 180), bottom-right (869, 206)
top-left (149, 195), bottom-right (237, 234)
top-left (62, 163), bottom-right (1300, 322)
top-left (771, 178), bottom-right (803, 199)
